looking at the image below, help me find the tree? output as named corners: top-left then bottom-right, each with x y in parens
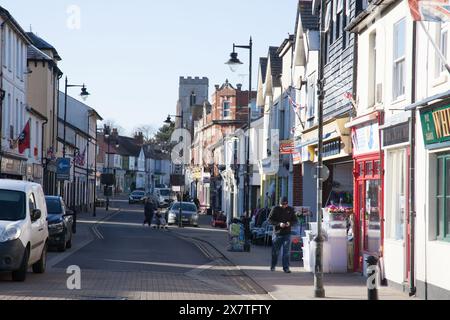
top-left (152, 123), bottom-right (175, 145)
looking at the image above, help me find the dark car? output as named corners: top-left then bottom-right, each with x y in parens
top-left (128, 190), bottom-right (146, 204)
top-left (45, 196), bottom-right (74, 252)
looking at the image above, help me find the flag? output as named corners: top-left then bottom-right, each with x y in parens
top-left (409, 0), bottom-right (450, 22)
top-left (18, 120), bottom-right (30, 154)
top-left (75, 148), bottom-right (86, 166)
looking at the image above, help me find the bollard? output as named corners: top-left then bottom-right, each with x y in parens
top-left (366, 255), bottom-right (379, 300)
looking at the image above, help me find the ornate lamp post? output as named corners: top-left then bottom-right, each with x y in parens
top-left (225, 37), bottom-right (253, 252)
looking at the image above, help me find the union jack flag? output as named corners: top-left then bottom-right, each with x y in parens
top-left (409, 0), bottom-right (450, 22)
top-left (74, 148), bottom-right (86, 166)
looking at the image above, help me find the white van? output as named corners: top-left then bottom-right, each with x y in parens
top-left (0, 180), bottom-right (49, 281)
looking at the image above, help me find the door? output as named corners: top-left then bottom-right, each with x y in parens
top-left (29, 192), bottom-right (43, 263)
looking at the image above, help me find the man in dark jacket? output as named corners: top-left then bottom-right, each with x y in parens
top-left (144, 198), bottom-right (155, 227)
top-left (268, 197), bottom-right (298, 273)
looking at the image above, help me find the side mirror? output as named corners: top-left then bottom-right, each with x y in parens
top-left (31, 209), bottom-right (42, 221)
top-left (64, 210), bottom-right (75, 217)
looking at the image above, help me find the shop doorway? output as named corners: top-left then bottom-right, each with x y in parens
top-left (354, 154), bottom-right (384, 272)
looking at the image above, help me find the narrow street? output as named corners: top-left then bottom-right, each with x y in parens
top-left (0, 200), bottom-right (270, 300)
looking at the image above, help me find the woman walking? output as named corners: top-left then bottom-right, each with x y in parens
top-left (144, 198), bottom-right (155, 227)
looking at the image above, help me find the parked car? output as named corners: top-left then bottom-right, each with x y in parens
top-left (129, 190), bottom-right (146, 204)
top-left (0, 180), bottom-right (49, 282)
top-left (211, 211), bottom-right (227, 228)
top-left (154, 188), bottom-right (172, 207)
top-left (167, 202), bottom-right (199, 227)
top-left (45, 196), bottom-right (74, 252)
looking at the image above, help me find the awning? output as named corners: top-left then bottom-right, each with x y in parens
top-left (405, 90), bottom-right (450, 111)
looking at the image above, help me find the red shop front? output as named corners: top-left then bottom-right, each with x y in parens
top-left (349, 113), bottom-right (384, 273)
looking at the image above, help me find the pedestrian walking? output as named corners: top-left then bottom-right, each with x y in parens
top-left (268, 196), bottom-right (298, 273)
top-left (144, 198), bottom-right (155, 227)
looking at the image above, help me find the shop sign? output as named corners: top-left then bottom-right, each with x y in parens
top-left (301, 146), bottom-right (315, 162)
top-left (382, 122), bottom-right (409, 147)
top-left (280, 140), bottom-right (295, 155)
top-left (420, 105), bottom-right (450, 146)
top-left (1, 157), bottom-right (26, 176)
top-left (203, 172), bottom-right (211, 184)
top-left (352, 122), bottom-right (379, 156)
top-left (293, 152), bottom-right (302, 165)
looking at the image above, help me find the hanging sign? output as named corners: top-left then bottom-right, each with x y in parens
top-left (352, 122), bottom-right (380, 156)
top-left (280, 140), bottom-right (295, 155)
top-left (420, 104), bottom-right (450, 146)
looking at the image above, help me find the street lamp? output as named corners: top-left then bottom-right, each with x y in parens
top-left (314, 0), bottom-right (328, 299)
top-left (63, 77), bottom-right (91, 158)
top-left (104, 125), bottom-right (119, 211)
top-left (226, 37), bottom-right (253, 252)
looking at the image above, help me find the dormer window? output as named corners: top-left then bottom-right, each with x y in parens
top-left (223, 101), bottom-right (231, 118)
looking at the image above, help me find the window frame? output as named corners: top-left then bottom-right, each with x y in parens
top-left (393, 18), bottom-right (406, 101)
top-left (223, 100), bottom-right (231, 119)
top-left (436, 153), bottom-right (450, 242)
top-left (435, 22), bottom-right (448, 79)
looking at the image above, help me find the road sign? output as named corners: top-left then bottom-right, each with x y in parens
top-left (56, 158), bottom-right (71, 181)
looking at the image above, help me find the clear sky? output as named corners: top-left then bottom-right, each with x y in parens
top-left (2, 0), bottom-right (298, 136)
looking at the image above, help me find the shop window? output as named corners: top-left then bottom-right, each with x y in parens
top-left (365, 161), bottom-right (373, 176)
top-left (386, 149), bottom-right (407, 241)
top-left (437, 153), bottom-right (450, 241)
top-left (365, 180), bottom-right (381, 253)
top-left (359, 163), bottom-right (364, 177)
top-left (374, 160), bottom-right (381, 176)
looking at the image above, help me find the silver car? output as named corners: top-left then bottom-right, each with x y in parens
top-left (167, 202), bottom-right (199, 227)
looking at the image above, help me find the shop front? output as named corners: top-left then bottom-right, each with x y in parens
top-left (0, 154), bottom-right (27, 180)
top-left (300, 117), bottom-right (355, 273)
top-left (348, 111), bottom-right (384, 273)
top-left (380, 113), bottom-right (411, 287)
top-left (407, 96), bottom-right (450, 299)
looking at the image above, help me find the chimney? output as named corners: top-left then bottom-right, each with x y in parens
top-left (136, 132), bottom-right (144, 145)
top-left (215, 85), bottom-right (220, 91)
top-left (236, 84), bottom-right (243, 91)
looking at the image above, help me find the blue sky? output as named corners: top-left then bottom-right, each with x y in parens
top-left (2, 0), bottom-right (298, 135)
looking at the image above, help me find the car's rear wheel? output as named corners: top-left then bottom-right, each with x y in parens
top-left (58, 239), bottom-right (67, 252)
top-left (32, 243), bottom-right (47, 274)
top-left (66, 237), bottom-right (72, 249)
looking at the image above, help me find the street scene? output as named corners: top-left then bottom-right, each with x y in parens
top-left (1, 0), bottom-right (450, 303)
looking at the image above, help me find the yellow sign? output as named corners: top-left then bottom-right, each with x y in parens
top-left (432, 107), bottom-right (450, 139)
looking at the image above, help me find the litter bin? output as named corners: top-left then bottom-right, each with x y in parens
top-left (228, 219), bottom-right (245, 252)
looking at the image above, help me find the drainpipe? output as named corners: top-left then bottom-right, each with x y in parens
top-left (41, 118), bottom-right (48, 168)
top-left (409, 21), bottom-right (417, 297)
top-left (0, 16), bottom-right (11, 175)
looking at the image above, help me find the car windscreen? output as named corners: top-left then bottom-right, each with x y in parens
top-left (0, 190), bottom-right (26, 221)
top-left (45, 198), bottom-right (63, 214)
top-left (171, 203), bottom-right (197, 212)
top-left (159, 190), bottom-right (170, 196)
top-left (132, 192), bottom-right (145, 196)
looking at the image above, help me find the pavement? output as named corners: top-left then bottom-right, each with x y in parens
top-left (170, 217), bottom-right (417, 301)
top-left (0, 197), bottom-right (417, 300)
